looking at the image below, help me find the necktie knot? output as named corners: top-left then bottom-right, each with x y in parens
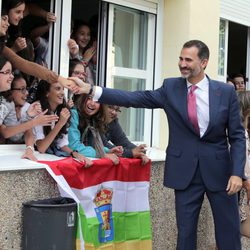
top-left (190, 85), bottom-right (197, 94)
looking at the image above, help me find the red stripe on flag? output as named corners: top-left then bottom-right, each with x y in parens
top-left (39, 157), bottom-right (151, 189)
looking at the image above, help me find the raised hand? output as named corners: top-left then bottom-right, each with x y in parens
top-left (83, 44), bottom-right (96, 64)
top-left (27, 101), bottom-right (42, 117)
top-left (13, 37), bottom-right (27, 52)
top-left (58, 108), bottom-right (71, 126)
top-left (67, 99), bottom-right (74, 109)
top-left (33, 109), bottom-right (59, 126)
top-left (67, 39), bottom-right (79, 58)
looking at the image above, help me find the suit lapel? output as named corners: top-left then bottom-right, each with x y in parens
top-left (202, 79), bottom-right (221, 137)
top-left (174, 78), bottom-right (195, 131)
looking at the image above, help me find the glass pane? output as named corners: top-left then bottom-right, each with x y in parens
top-left (218, 19), bottom-right (226, 76)
top-left (113, 6), bottom-right (148, 69)
top-left (113, 77), bottom-right (145, 141)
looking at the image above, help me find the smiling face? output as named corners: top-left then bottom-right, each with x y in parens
top-left (178, 46), bottom-right (208, 84)
top-left (75, 25), bottom-right (91, 51)
top-left (11, 77), bottom-right (28, 106)
top-left (0, 15), bottom-right (10, 36)
top-left (71, 63), bottom-right (85, 81)
top-left (104, 105), bottom-right (121, 123)
top-left (8, 2), bottom-right (25, 26)
top-left (83, 96), bottom-right (100, 116)
top-left (0, 61), bottom-right (14, 92)
top-left (47, 83), bottom-right (65, 111)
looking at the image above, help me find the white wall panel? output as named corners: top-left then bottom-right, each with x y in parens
top-left (220, 0), bottom-right (250, 26)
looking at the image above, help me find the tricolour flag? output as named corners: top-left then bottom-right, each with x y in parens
top-left (40, 157), bottom-right (152, 250)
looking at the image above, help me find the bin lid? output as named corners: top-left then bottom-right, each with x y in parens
top-left (23, 197), bottom-right (77, 208)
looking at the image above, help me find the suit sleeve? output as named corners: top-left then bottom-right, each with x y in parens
top-left (99, 83), bottom-right (167, 109)
top-left (227, 88), bottom-right (246, 178)
top-left (68, 109), bottom-right (97, 158)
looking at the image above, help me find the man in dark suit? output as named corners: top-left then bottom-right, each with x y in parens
top-left (71, 40), bottom-right (245, 250)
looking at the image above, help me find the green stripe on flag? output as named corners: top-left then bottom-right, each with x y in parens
top-left (77, 205), bottom-right (151, 247)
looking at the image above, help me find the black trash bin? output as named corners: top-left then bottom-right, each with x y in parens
top-left (22, 197), bottom-right (77, 250)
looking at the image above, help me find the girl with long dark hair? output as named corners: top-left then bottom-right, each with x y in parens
top-left (33, 80), bottom-right (92, 167)
top-left (68, 94), bottom-right (121, 164)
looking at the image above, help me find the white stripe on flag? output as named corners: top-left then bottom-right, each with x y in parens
top-left (71, 181), bottom-right (150, 218)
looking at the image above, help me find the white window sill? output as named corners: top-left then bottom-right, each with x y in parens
top-left (0, 145), bottom-right (165, 172)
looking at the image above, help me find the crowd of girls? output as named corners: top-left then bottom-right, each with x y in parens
top-left (0, 0), bottom-right (149, 166)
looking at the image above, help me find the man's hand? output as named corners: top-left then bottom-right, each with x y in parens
top-left (226, 175), bottom-right (242, 195)
top-left (68, 77), bottom-right (91, 95)
top-left (58, 76), bottom-right (77, 90)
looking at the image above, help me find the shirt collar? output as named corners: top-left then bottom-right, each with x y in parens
top-left (187, 76), bottom-right (209, 91)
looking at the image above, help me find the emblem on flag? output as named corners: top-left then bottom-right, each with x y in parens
top-left (94, 188), bottom-right (114, 243)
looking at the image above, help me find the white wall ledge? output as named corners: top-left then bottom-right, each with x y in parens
top-left (0, 145), bottom-right (165, 172)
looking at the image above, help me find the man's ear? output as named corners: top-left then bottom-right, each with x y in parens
top-left (201, 59), bottom-right (208, 69)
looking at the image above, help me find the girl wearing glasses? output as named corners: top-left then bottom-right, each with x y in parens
top-left (33, 80), bottom-right (92, 167)
top-left (2, 74), bottom-right (40, 160)
top-left (0, 57), bottom-right (59, 160)
top-left (102, 105), bottom-right (149, 165)
top-left (69, 59), bottom-right (86, 82)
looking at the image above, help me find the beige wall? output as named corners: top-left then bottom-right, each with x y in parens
top-left (158, 0), bottom-right (220, 149)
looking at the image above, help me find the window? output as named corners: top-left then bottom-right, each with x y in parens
top-left (218, 19), bottom-right (227, 77)
top-left (53, 0), bottom-right (159, 145)
top-left (0, 0), bottom-right (162, 149)
top-left (105, 4), bottom-right (156, 143)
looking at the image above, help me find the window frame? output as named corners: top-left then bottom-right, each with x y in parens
top-left (217, 18), bottom-right (229, 83)
top-left (105, 3), bottom-right (155, 144)
top-left (54, 0), bottom-right (164, 147)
